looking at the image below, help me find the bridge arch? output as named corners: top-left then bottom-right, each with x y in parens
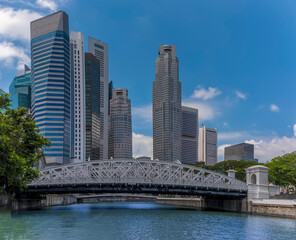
top-left (27, 159), bottom-right (247, 198)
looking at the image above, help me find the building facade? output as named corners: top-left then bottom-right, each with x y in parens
top-left (109, 88), bottom-right (132, 159)
top-left (70, 31), bottom-right (86, 163)
top-left (224, 143), bottom-right (258, 162)
top-left (181, 106), bottom-right (198, 165)
top-left (85, 53), bottom-right (101, 160)
top-left (153, 45), bottom-right (181, 162)
top-left (199, 126), bottom-right (217, 166)
top-left (30, 11), bottom-right (71, 165)
top-left (9, 65), bottom-right (31, 109)
top-left (88, 37), bottom-right (109, 160)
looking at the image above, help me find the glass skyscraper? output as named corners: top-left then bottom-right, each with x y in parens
top-left (9, 65), bottom-right (31, 109)
top-left (30, 11), bottom-right (71, 165)
top-left (85, 52), bottom-right (101, 160)
top-left (181, 106), bottom-right (198, 165)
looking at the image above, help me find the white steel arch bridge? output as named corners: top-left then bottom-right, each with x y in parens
top-left (26, 159), bottom-right (248, 199)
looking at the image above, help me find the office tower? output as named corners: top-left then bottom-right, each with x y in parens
top-left (109, 88), bottom-right (132, 159)
top-left (153, 45), bottom-right (181, 162)
top-left (181, 106), bottom-right (198, 165)
top-left (30, 11), bottom-right (70, 165)
top-left (88, 37), bottom-right (109, 160)
top-left (9, 64), bottom-right (31, 109)
top-left (85, 53), bottom-right (101, 160)
top-left (224, 143), bottom-right (258, 162)
top-left (70, 31), bottom-right (86, 163)
top-left (199, 125), bottom-right (217, 166)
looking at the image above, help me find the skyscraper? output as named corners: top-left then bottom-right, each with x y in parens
top-left (109, 88), bottom-right (132, 159)
top-left (9, 64), bottom-right (31, 110)
top-left (153, 45), bottom-right (181, 162)
top-left (181, 106), bottom-right (198, 165)
top-left (85, 53), bottom-right (101, 160)
top-left (70, 31), bottom-right (86, 163)
top-left (199, 125), bottom-right (217, 166)
top-left (30, 11), bottom-right (70, 165)
top-left (88, 37), bottom-right (109, 160)
top-left (224, 143), bottom-right (258, 162)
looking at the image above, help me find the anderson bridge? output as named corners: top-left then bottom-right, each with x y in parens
top-left (26, 159), bottom-right (247, 199)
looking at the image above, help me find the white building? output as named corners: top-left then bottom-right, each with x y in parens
top-left (88, 37), bottom-right (109, 160)
top-left (199, 125), bottom-right (217, 166)
top-left (70, 31), bottom-right (86, 163)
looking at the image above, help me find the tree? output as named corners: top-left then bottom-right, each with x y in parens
top-left (264, 152), bottom-right (296, 193)
top-left (195, 160), bottom-right (259, 182)
top-left (0, 90), bottom-right (50, 196)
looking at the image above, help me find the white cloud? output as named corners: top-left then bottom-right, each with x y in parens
top-left (36, 0), bottom-right (58, 11)
top-left (270, 104), bottom-right (279, 112)
top-left (235, 90), bottom-right (247, 100)
top-left (182, 101), bottom-right (217, 121)
top-left (0, 7), bottom-right (42, 41)
top-left (218, 131), bottom-right (245, 141)
top-left (218, 144), bottom-right (231, 158)
top-left (245, 137), bottom-right (296, 162)
top-left (132, 104), bottom-right (152, 123)
top-left (191, 86), bottom-right (221, 100)
top-left (0, 41), bottom-right (30, 69)
top-left (294, 124), bottom-right (296, 137)
top-left (133, 133), bottom-right (153, 158)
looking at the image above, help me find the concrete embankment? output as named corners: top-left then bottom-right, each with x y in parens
top-left (1, 194), bottom-right (77, 211)
top-left (156, 197), bottom-right (296, 219)
top-left (249, 199), bottom-right (296, 219)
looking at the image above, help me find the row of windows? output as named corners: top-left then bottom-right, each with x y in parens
top-left (35, 88), bottom-right (70, 95)
top-left (33, 74), bottom-right (70, 84)
top-left (32, 36), bottom-right (64, 48)
top-left (34, 109), bottom-right (70, 117)
top-left (45, 153), bottom-right (70, 157)
top-left (35, 98), bottom-right (70, 105)
top-left (31, 30), bottom-right (69, 45)
top-left (32, 48), bottom-right (70, 62)
top-left (33, 55), bottom-right (69, 66)
top-left (32, 51), bottom-right (69, 65)
top-left (32, 44), bottom-right (70, 57)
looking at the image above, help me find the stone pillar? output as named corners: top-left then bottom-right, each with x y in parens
top-left (246, 165), bottom-right (270, 201)
top-left (227, 169), bottom-right (236, 178)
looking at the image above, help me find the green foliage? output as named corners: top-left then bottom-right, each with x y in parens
top-left (264, 152), bottom-right (296, 193)
top-left (195, 160), bottom-right (259, 182)
top-left (0, 89), bottom-right (50, 196)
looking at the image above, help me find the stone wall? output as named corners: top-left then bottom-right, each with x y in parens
top-left (249, 199), bottom-right (296, 219)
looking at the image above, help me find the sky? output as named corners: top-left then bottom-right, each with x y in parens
top-left (0, 0), bottom-right (295, 162)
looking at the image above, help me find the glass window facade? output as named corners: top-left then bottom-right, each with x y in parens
top-left (9, 65), bottom-right (31, 109)
top-left (31, 11), bottom-right (71, 165)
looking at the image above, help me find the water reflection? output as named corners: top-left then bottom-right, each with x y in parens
top-left (0, 202), bottom-right (295, 240)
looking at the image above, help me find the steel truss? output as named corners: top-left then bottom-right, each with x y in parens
top-left (28, 159), bottom-right (247, 193)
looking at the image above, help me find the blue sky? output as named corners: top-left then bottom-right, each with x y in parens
top-left (0, 0), bottom-right (295, 161)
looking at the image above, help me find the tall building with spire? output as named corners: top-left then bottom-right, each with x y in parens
top-left (153, 45), bottom-right (181, 162)
top-left (30, 11), bottom-right (70, 165)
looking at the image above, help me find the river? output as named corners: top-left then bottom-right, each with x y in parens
top-left (0, 202), bottom-right (295, 239)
